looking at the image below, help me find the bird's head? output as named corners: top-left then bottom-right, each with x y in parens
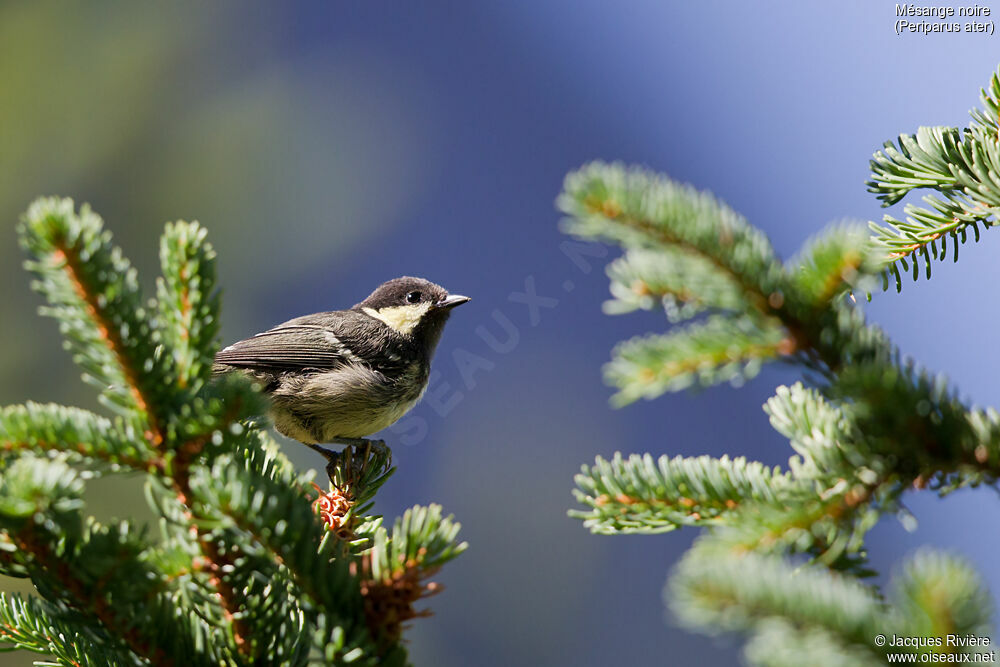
top-left (356, 276), bottom-right (469, 351)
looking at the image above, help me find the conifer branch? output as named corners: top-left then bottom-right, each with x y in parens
top-left (190, 456), bottom-right (364, 617)
top-left (868, 66), bottom-right (1000, 291)
top-left (670, 546), bottom-right (992, 666)
top-left (571, 453), bottom-right (793, 534)
top-left (713, 483), bottom-right (887, 569)
top-left (15, 214), bottom-right (259, 647)
top-left (558, 163), bottom-right (889, 387)
top-left (605, 315), bottom-right (790, 405)
top-left (0, 403), bottom-right (160, 473)
top-left (764, 383), bottom-right (866, 479)
top-left (559, 163), bottom-right (786, 318)
top-left (564, 65), bottom-right (1000, 665)
top-left (358, 505), bottom-right (466, 648)
top-left (893, 550), bottom-right (994, 643)
top-left (787, 224), bottom-right (874, 306)
top-left (157, 221), bottom-right (220, 392)
top-left (0, 458), bottom-right (196, 664)
top-left (603, 246), bottom-right (751, 320)
top-left (4, 197), bottom-right (465, 664)
top-left (0, 593), bottom-right (138, 667)
top-left (670, 544), bottom-right (888, 652)
top-left (20, 198), bottom-right (170, 442)
top-left (311, 445), bottom-right (395, 549)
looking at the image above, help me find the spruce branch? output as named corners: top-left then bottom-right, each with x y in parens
top-left (828, 359), bottom-right (1000, 489)
top-left (570, 445), bottom-right (890, 571)
top-left (156, 221), bottom-right (220, 393)
top-left (764, 383), bottom-right (869, 480)
top-left (0, 402), bottom-right (159, 474)
top-left (708, 485), bottom-right (886, 571)
top-left (358, 505), bottom-right (466, 648)
top-left (669, 546), bottom-right (992, 666)
top-left (312, 444), bottom-right (395, 548)
top-left (868, 125), bottom-right (966, 207)
top-left (603, 246), bottom-right (750, 321)
top-left (669, 544), bottom-right (887, 654)
top-left (188, 455), bottom-right (364, 618)
top-left (157, 420), bottom-right (377, 662)
top-left (4, 197), bottom-right (465, 665)
top-left (741, 620), bottom-right (884, 667)
top-left (558, 162), bottom-right (890, 389)
top-left (571, 452), bottom-right (793, 535)
top-left (20, 198), bottom-right (172, 439)
top-left (561, 156), bottom-right (1000, 497)
top-left (0, 593), bottom-right (139, 667)
top-left (868, 66), bottom-right (1000, 290)
top-left (786, 224), bottom-right (875, 306)
top-left (564, 64), bottom-right (1000, 665)
top-left (566, 202), bottom-right (991, 561)
top-left (892, 550), bottom-right (994, 645)
top-left (559, 162), bottom-right (787, 318)
top-left (605, 314), bottom-right (790, 405)
top-left (558, 160), bottom-right (1000, 540)
top-left (0, 458), bottom-right (198, 665)
top-left (0, 457), bottom-right (85, 537)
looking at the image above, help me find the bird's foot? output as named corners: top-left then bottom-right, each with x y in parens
top-left (312, 438), bottom-right (392, 482)
top-left (328, 437), bottom-right (392, 468)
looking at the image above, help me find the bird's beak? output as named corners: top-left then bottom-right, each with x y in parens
top-left (436, 294), bottom-right (471, 309)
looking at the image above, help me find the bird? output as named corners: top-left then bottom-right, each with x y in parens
top-left (213, 276), bottom-right (469, 470)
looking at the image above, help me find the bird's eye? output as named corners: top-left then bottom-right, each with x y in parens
top-left (406, 291), bottom-right (422, 304)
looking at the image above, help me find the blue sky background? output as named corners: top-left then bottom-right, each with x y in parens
top-left (2, 3), bottom-right (1000, 665)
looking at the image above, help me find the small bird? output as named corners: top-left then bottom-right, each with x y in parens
top-left (213, 276), bottom-right (469, 467)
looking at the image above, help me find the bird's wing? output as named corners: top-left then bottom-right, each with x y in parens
top-left (214, 321), bottom-right (358, 374)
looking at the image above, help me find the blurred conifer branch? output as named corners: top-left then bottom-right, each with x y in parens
top-left (0, 198), bottom-right (466, 665)
top-left (561, 67), bottom-right (1000, 664)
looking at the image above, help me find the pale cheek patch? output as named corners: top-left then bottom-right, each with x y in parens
top-left (363, 303), bottom-right (431, 335)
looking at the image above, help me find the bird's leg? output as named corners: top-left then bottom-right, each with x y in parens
top-left (307, 443), bottom-right (340, 462)
top-left (307, 444), bottom-right (344, 481)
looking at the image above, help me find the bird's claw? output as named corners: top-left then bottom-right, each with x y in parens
top-left (365, 439), bottom-right (392, 468)
top-left (312, 438), bottom-right (393, 483)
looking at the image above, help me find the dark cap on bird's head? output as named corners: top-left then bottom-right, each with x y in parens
top-left (355, 276), bottom-right (465, 310)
